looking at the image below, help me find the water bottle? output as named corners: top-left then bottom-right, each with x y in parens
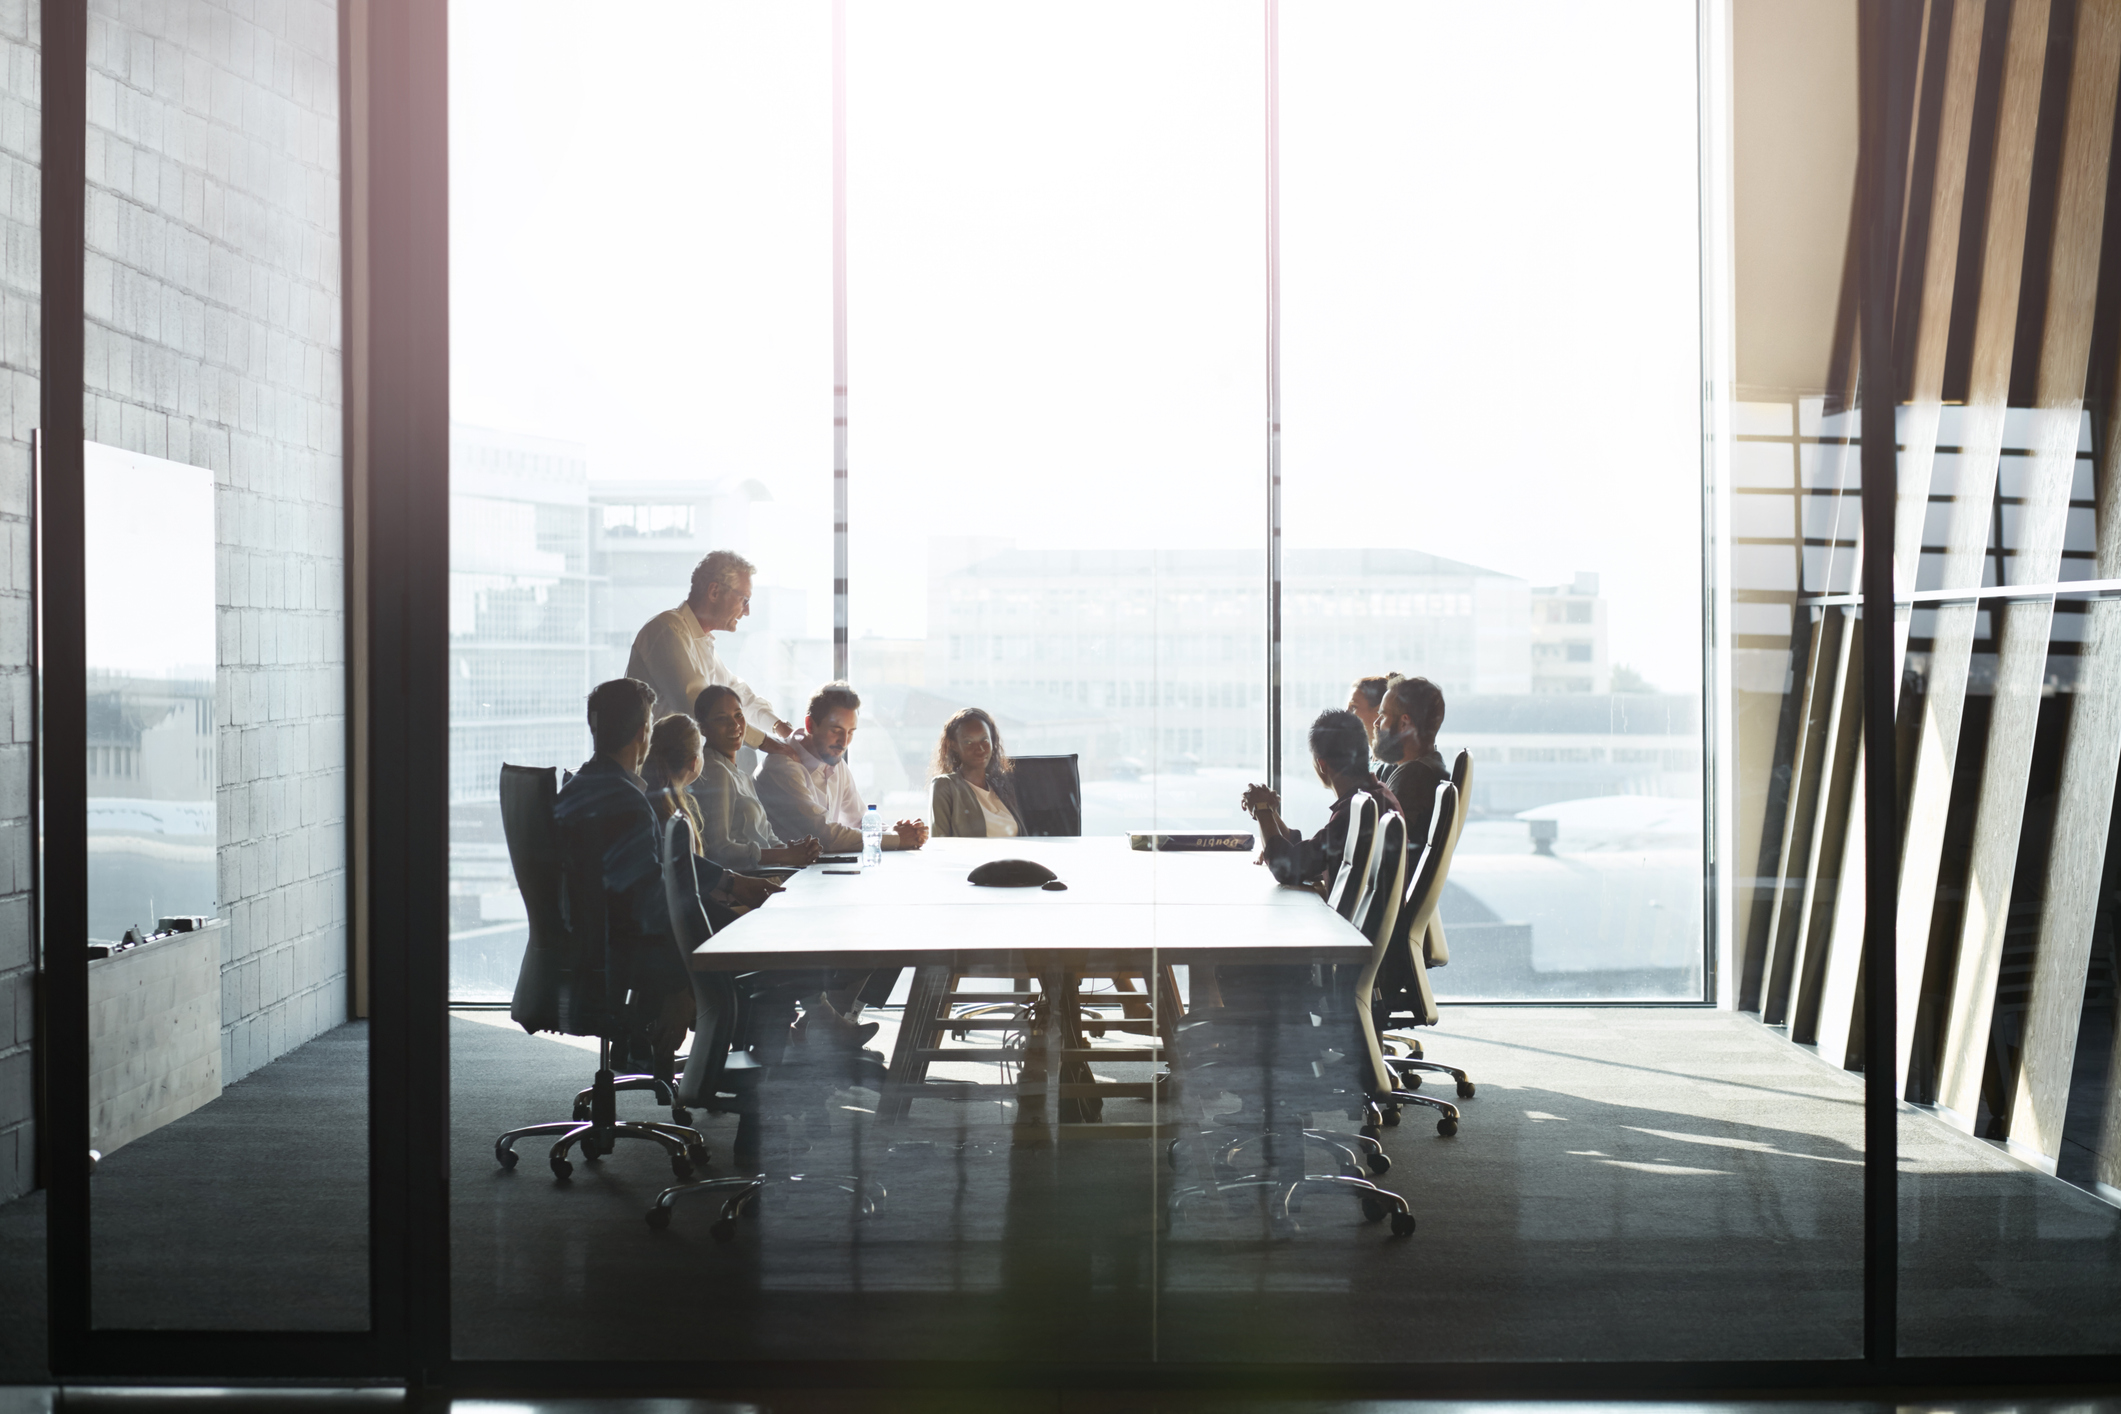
top-left (861, 804), bottom-right (883, 871)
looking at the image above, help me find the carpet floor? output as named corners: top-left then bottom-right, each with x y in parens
top-left (2, 1007), bottom-right (2115, 1377)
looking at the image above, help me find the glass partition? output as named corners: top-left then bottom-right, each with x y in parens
top-left (80, 0), bottom-right (361, 1330)
top-left (1279, 0), bottom-right (1707, 1004)
top-left (447, 0), bottom-right (837, 1003)
top-left (1718, 0), bottom-right (2121, 1361)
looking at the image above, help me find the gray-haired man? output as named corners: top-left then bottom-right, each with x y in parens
top-left (625, 549), bottom-right (798, 758)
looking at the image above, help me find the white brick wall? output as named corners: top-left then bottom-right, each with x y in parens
top-left (86, 0), bottom-right (343, 1088)
top-left (0, 0), bottom-right (37, 1204)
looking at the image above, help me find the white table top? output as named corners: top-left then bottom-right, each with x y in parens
top-left (687, 836), bottom-right (1371, 972)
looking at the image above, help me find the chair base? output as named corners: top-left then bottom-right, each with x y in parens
top-left (1166, 1171), bottom-right (1415, 1238)
top-left (1180, 1127), bottom-right (1391, 1179)
top-left (1367, 1089), bottom-right (1461, 1137)
top-left (495, 1118), bottom-right (707, 1181)
top-left (1382, 1050), bottom-right (1476, 1099)
top-left (646, 1171), bottom-right (886, 1239)
top-left (574, 1072), bottom-right (692, 1127)
top-left (496, 1055), bottom-right (708, 1181)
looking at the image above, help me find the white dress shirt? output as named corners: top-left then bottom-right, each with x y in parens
top-left (755, 730), bottom-right (903, 853)
top-left (624, 602), bottom-right (780, 747)
top-left (688, 750), bottom-right (785, 870)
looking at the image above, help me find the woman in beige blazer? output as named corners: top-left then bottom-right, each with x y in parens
top-left (929, 707), bottom-right (1029, 838)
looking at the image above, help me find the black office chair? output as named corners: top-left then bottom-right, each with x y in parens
top-left (493, 764), bottom-right (706, 1180)
top-left (646, 812), bottom-right (887, 1238)
top-left (502, 764), bottom-right (703, 1131)
top-left (1010, 753), bottom-right (1082, 836)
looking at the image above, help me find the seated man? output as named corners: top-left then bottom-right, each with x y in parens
top-left (1239, 708), bottom-right (1401, 894)
top-left (756, 682), bottom-right (930, 854)
top-left (691, 684), bottom-right (824, 870)
top-left (1346, 674), bottom-right (1395, 748)
top-left (555, 678), bottom-right (780, 1071)
top-left (1374, 675), bottom-right (1448, 829)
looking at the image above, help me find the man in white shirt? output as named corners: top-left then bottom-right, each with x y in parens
top-left (625, 550), bottom-right (797, 757)
top-left (756, 682), bottom-right (930, 854)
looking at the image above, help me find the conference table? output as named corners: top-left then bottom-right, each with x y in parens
top-left (687, 836), bottom-right (1371, 1137)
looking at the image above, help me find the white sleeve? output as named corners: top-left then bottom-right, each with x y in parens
top-left (701, 637), bottom-right (780, 748)
top-left (757, 755), bottom-right (862, 853)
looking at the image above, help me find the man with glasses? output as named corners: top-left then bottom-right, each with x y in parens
top-left (625, 548), bottom-right (798, 758)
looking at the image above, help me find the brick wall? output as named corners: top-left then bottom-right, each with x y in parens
top-left (84, 0), bottom-right (344, 1088)
top-left (0, 0), bottom-right (37, 1204)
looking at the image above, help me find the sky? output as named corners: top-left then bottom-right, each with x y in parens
top-left (450, 0), bottom-right (1704, 692)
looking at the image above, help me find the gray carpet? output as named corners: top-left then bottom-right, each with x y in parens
top-left (0, 1020), bottom-right (370, 1372)
top-left (445, 1007), bottom-right (2121, 1365)
top-left (1, 1007), bottom-right (2114, 1376)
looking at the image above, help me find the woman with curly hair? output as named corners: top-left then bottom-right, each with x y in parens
top-left (929, 707), bottom-right (1027, 838)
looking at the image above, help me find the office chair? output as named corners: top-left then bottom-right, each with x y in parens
top-left (1379, 755), bottom-right (1477, 1100)
top-left (1009, 753), bottom-right (1082, 836)
top-left (1190, 805), bottom-right (1407, 1184)
top-left (501, 763), bottom-right (697, 1125)
top-left (1162, 945), bottom-right (1417, 1237)
top-left (494, 764), bottom-right (707, 1180)
top-left (646, 812), bottom-right (887, 1238)
top-left (1357, 780), bottom-right (1468, 1135)
top-left (1324, 788), bottom-right (1383, 922)
top-left (1419, 748), bottom-right (1472, 970)
top-left (1161, 796), bottom-right (1417, 1238)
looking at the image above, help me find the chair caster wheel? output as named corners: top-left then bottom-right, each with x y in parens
top-left (1359, 1195), bottom-right (1390, 1223)
top-left (1367, 1154), bottom-right (1391, 1176)
top-left (1404, 1073), bottom-right (1422, 1089)
top-left (550, 1157), bottom-right (573, 1180)
top-left (1381, 1107), bottom-right (1401, 1126)
top-left (1166, 1139), bottom-right (1183, 1170)
top-left (710, 1218), bottom-right (738, 1244)
top-left (646, 1206), bottom-right (671, 1231)
top-left (671, 1106), bottom-right (692, 1127)
top-left (1437, 1117), bottom-right (1458, 1137)
top-left (671, 1156), bottom-right (695, 1180)
top-left (496, 1148), bottom-right (518, 1171)
top-left (686, 1143), bottom-right (711, 1169)
top-left (1359, 1125), bottom-right (1380, 1141)
top-left (1390, 1210), bottom-right (1417, 1237)
top-left (572, 1103), bottom-right (589, 1122)
top-left (1457, 1081), bottom-right (1476, 1099)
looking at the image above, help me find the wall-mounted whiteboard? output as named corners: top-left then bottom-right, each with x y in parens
top-left (83, 442), bottom-right (214, 680)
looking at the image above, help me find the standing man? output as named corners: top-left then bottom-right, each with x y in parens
top-left (626, 549), bottom-right (797, 757)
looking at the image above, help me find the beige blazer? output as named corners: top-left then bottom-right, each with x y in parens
top-left (930, 772), bottom-right (1027, 839)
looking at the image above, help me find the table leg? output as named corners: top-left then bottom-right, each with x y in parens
top-left (881, 964), bottom-right (951, 1123)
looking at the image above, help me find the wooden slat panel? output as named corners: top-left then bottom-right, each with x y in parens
top-left (1892, 0), bottom-right (1997, 593)
top-left (1812, 3), bottom-right (1988, 1068)
top-left (1814, 742), bottom-right (1868, 1067)
top-left (1942, 0), bottom-right (2121, 1134)
top-left (1885, 0), bottom-right (2051, 1091)
top-left (1790, 608), bottom-right (1864, 1045)
top-left (1761, 609), bottom-right (1840, 1023)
